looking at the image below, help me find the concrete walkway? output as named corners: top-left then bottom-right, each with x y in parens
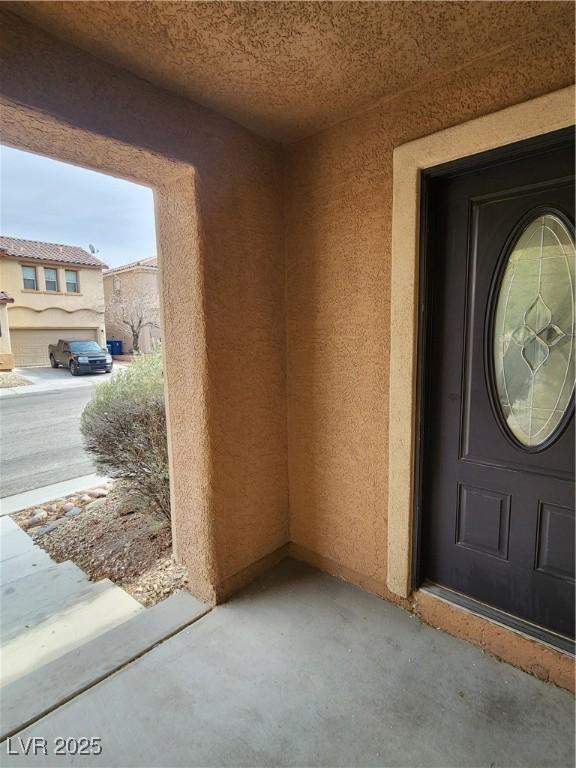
top-left (0, 516), bottom-right (143, 687)
top-left (0, 516), bottom-right (208, 739)
top-left (1, 559), bottom-right (573, 767)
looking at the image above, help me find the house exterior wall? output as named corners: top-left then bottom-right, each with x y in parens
top-left (0, 255), bottom-right (106, 347)
top-left (284, 25), bottom-right (575, 598)
top-left (103, 268), bottom-right (160, 354)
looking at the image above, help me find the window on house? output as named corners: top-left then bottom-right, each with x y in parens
top-left (65, 269), bottom-right (79, 293)
top-left (44, 267), bottom-right (59, 292)
top-left (22, 265), bottom-right (38, 290)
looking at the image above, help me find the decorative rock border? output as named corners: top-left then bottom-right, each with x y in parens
top-left (17, 481), bottom-right (115, 538)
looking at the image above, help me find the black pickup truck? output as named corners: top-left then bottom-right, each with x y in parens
top-left (49, 339), bottom-right (113, 376)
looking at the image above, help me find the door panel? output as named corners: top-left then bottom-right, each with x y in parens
top-left (422, 128), bottom-right (575, 639)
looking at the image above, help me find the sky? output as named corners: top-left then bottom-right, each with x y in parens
top-left (0, 145), bottom-right (157, 268)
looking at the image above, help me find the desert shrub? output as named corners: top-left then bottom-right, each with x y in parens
top-left (81, 352), bottom-right (170, 519)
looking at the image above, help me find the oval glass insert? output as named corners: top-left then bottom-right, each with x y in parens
top-left (493, 214), bottom-right (575, 447)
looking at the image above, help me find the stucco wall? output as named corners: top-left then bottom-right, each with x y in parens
top-left (0, 10), bottom-right (288, 601)
top-left (284, 24), bottom-right (575, 594)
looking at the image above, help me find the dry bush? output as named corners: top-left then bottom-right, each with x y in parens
top-left (81, 352), bottom-right (170, 519)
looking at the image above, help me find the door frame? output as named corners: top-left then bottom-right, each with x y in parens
top-left (386, 86), bottom-right (575, 600)
top-left (413, 128), bottom-right (575, 652)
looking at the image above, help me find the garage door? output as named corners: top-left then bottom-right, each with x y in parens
top-left (11, 329), bottom-right (98, 367)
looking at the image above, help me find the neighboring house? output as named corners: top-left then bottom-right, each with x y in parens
top-left (0, 236), bottom-right (107, 367)
top-left (103, 257), bottom-right (160, 354)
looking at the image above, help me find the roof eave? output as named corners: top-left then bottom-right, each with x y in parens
top-left (0, 252), bottom-right (107, 269)
top-left (103, 264), bottom-right (157, 276)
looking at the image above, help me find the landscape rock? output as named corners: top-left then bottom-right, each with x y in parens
top-left (31, 526), bottom-right (48, 538)
top-left (62, 502), bottom-right (76, 513)
top-left (89, 488), bottom-right (109, 498)
top-left (32, 519), bottom-right (66, 538)
top-left (27, 509), bottom-right (48, 527)
top-left (11, 484), bottom-right (181, 608)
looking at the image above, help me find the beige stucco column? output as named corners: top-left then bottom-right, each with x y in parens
top-left (0, 295), bottom-right (15, 371)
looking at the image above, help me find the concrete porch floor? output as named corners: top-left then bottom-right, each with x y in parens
top-left (2, 560), bottom-right (573, 767)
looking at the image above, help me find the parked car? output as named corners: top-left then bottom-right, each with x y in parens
top-left (48, 339), bottom-right (113, 376)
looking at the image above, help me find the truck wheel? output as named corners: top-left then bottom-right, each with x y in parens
top-left (50, 354), bottom-right (59, 368)
top-left (69, 360), bottom-right (79, 376)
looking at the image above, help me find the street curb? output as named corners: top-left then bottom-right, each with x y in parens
top-left (0, 382), bottom-right (97, 399)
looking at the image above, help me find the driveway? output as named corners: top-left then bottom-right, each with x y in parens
top-left (1, 365), bottom-right (121, 396)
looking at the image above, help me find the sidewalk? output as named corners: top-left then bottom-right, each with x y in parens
top-left (0, 379), bottom-right (96, 398)
top-left (0, 475), bottom-right (109, 516)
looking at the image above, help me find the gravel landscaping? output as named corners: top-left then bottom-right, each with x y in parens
top-left (11, 482), bottom-right (188, 607)
top-left (0, 371), bottom-right (32, 388)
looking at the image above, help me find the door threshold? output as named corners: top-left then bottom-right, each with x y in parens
top-left (420, 582), bottom-right (575, 656)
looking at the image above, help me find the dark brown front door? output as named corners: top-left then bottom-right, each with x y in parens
top-left (421, 128), bottom-right (575, 640)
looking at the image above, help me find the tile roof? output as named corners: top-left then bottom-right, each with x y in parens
top-left (0, 236), bottom-right (107, 268)
top-left (0, 291), bottom-right (15, 304)
top-left (103, 257), bottom-right (158, 275)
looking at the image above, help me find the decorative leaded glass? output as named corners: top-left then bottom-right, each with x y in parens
top-left (493, 214), bottom-right (575, 447)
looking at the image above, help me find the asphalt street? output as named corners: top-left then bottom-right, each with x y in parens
top-left (1, 387), bottom-right (97, 497)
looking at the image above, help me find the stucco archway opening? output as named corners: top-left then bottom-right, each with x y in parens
top-left (1, 101), bottom-right (214, 601)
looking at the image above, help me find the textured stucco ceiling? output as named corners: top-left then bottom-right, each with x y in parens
top-left (5, 1), bottom-right (574, 143)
